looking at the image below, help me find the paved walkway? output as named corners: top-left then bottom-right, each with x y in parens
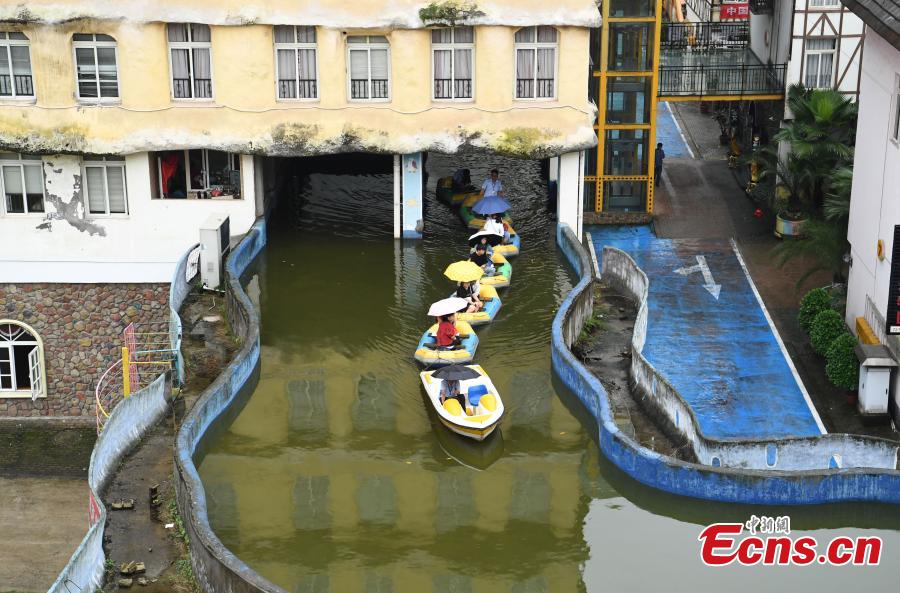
top-left (590, 226), bottom-right (824, 440)
top-left (655, 102), bottom-right (692, 159)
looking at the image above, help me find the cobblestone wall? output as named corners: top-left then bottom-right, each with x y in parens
top-left (0, 283), bottom-right (169, 417)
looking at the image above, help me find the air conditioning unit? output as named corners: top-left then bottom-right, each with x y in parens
top-left (199, 214), bottom-right (231, 290)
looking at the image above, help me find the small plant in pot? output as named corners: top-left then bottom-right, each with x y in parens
top-left (825, 332), bottom-right (860, 404)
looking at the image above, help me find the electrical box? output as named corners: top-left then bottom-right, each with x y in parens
top-left (855, 344), bottom-right (897, 417)
top-left (199, 214), bottom-right (230, 290)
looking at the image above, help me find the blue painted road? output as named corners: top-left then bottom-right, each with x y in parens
top-left (656, 102), bottom-right (690, 159)
top-left (589, 226), bottom-right (823, 440)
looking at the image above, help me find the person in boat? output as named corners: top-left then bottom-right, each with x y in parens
top-left (456, 280), bottom-right (482, 313)
top-left (470, 234), bottom-right (494, 257)
top-left (439, 377), bottom-right (465, 410)
top-left (469, 243), bottom-right (495, 276)
top-left (482, 213), bottom-right (508, 243)
top-left (452, 168), bottom-right (472, 192)
top-left (434, 312), bottom-right (462, 350)
top-left (479, 168), bottom-right (503, 199)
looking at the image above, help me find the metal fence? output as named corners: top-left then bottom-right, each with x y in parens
top-left (658, 63), bottom-right (786, 96)
top-left (661, 22), bottom-right (750, 50)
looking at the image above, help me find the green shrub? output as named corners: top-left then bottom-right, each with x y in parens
top-left (825, 332), bottom-right (859, 391)
top-left (798, 288), bottom-right (832, 332)
top-left (810, 309), bottom-right (845, 355)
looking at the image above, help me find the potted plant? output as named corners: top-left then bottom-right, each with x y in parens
top-left (826, 332), bottom-right (860, 405)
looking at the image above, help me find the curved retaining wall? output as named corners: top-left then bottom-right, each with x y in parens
top-left (552, 223), bottom-right (900, 505)
top-left (170, 243), bottom-right (201, 386)
top-left (47, 373), bottom-right (170, 593)
top-left (173, 219), bottom-right (286, 593)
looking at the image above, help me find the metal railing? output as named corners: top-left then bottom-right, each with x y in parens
top-left (0, 73), bottom-right (33, 97)
top-left (516, 78), bottom-right (554, 99)
top-left (278, 79), bottom-right (317, 99)
top-left (658, 63), bottom-right (786, 96)
top-left (173, 77), bottom-right (213, 99)
top-left (661, 22), bottom-right (750, 50)
top-left (350, 78), bottom-right (389, 99)
top-left (434, 78), bottom-right (473, 99)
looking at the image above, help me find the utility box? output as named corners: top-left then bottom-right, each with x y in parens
top-left (855, 344), bottom-right (897, 417)
top-left (199, 214), bottom-right (230, 290)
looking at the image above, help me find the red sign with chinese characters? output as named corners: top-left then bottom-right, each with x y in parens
top-left (720, 2), bottom-right (750, 19)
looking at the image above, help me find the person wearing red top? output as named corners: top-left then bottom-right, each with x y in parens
top-left (435, 313), bottom-right (460, 349)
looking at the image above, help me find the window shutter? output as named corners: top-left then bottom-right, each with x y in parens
top-left (28, 346), bottom-right (41, 401)
top-left (349, 49), bottom-right (369, 79)
top-left (85, 166), bottom-right (107, 213)
top-left (107, 166), bottom-right (127, 213)
top-left (370, 49), bottom-right (389, 80)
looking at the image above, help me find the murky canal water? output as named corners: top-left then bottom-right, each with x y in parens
top-left (199, 152), bottom-right (900, 593)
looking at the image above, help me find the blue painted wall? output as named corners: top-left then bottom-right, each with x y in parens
top-left (588, 225), bottom-right (821, 440)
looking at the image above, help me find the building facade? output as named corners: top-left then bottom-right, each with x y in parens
top-left (842, 0), bottom-right (900, 419)
top-left (0, 0), bottom-right (599, 416)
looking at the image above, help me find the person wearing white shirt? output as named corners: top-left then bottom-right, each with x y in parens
top-left (479, 169), bottom-right (503, 198)
top-left (482, 216), bottom-right (504, 237)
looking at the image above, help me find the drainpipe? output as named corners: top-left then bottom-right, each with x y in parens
top-left (393, 154), bottom-right (401, 239)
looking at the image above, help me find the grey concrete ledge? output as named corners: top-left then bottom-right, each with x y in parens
top-left (552, 223), bottom-right (900, 505)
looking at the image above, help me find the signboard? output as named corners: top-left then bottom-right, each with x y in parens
top-left (887, 225), bottom-right (900, 334)
top-left (720, 2), bottom-right (750, 19)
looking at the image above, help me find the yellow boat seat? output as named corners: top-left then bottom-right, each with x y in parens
top-left (491, 253), bottom-right (508, 265)
top-left (443, 398), bottom-right (464, 416)
top-left (478, 285), bottom-right (498, 301)
top-left (478, 393), bottom-right (497, 412)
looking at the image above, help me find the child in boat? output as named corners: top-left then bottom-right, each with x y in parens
top-left (435, 313), bottom-right (461, 350)
top-left (456, 281), bottom-right (482, 313)
top-left (469, 243), bottom-right (495, 276)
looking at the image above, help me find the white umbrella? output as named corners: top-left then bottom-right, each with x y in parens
top-left (468, 230), bottom-right (504, 247)
top-left (428, 297), bottom-right (468, 317)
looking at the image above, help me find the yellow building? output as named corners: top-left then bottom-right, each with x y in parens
top-left (0, 0), bottom-right (598, 417)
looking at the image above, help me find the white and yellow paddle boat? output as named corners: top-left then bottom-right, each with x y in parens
top-left (420, 364), bottom-right (505, 441)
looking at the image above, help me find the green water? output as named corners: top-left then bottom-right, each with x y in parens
top-left (199, 153), bottom-right (900, 593)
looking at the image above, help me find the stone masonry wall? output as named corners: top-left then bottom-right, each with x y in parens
top-left (0, 283), bottom-right (170, 417)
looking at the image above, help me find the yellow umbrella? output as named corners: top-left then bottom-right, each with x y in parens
top-left (444, 260), bottom-right (484, 282)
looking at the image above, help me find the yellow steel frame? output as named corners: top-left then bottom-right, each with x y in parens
top-left (593, 0), bottom-right (663, 214)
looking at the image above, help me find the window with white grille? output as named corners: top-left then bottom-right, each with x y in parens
top-left (0, 322), bottom-right (44, 399)
top-left (0, 32), bottom-right (33, 99)
top-left (432, 27), bottom-right (474, 101)
top-left (84, 156), bottom-right (127, 215)
top-left (0, 152), bottom-right (44, 214)
top-left (804, 38), bottom-right (836, 89)
top-left (168, 23), bottom-right (213, 100)
top-left (73, 34), bottom-right (119, 102)
top-left (515, 26), bottom-right (558, 99)
top-left (347, 36), bottom-right (390, 101)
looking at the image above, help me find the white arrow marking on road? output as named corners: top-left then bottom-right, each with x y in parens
top-left (674, 255), bottom-right (721, 300)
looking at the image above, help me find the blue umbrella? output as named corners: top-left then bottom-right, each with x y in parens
top-left (472, 195), bottom-right (511, 215)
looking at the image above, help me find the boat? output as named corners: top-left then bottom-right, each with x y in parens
top-left (454, 284), bottom-right (502, 325)
top-left (434, 415), bottom-right (505, 470)
top-left (436, 176), bottom-right (480, 207)
top-left (458, 194), bottom-right (512, 230)
top-left (414, 320), bottom-right (479, 366)
top-left (420, 364), bottom-right (505, 441)
top-left (493, 232), bottom-right (521, 258)
top-left (478, 254), bottom-right (512, 289)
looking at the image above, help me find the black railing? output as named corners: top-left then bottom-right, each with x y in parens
top-left (0, 74), bottom-right (34, 97)
top-left (173, 77), bottom-right (213, 99)
top-left (661, 22), bottom-right (749, 50)
top-left (658, 63), bottom-right (787, 96)
top-left (516, 78), bottom-right (555, 99)
top-left (350, 78), bottom-right (389, 99)
top-left (749, 0), bottom-right (773, 13)
top-left (434, 78), bottom-right (473, 99)
top-left (278, 79), bottom-right (318, 99)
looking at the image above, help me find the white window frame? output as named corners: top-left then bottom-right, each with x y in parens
top-left (514, 26), bottom-right (559, 101)
top-left (72, 34), bottom-right (120, 104)
top-left (0, 153), bottom-right (45, 216)
top-left (156, 149), bottom-right (242, 199)
top-left (431, 26), bottom-right (475, 102)
top-left (167, 23), bottom-right (214, 101)
top-left (0, 320), bottom-right (46, 400)
top-left (804, 38), bottom-right (837, 89)
top-left (892, 74), bottom-right (900, 145)
top-left (0, 31), bottom-right (34, 100)
top-left (273, 26), bottom-right (319, 101)
top-left (346, 36), bottom-right (391, 103)
top-left (83, 156), bottom-right (128, 216)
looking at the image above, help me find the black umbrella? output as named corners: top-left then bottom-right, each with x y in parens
top-left (468, 230), bottom-right (504, 248)
top-left (432, 364), bottom-right (481, 381)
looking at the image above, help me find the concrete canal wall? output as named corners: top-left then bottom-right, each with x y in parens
top-left (552, 223), bottom-right (900, 504)
top-left (172, 219), bottom-right (288, 593)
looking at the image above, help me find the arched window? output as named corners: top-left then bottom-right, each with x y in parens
top-left (72, 33), bottom-right (119, 102)
top-left (431, 26), bottom-right (474, 100)
top-left (0, 320), bottom-right (45, 400)
top-left (514, 26), bottom-right (558, 100)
